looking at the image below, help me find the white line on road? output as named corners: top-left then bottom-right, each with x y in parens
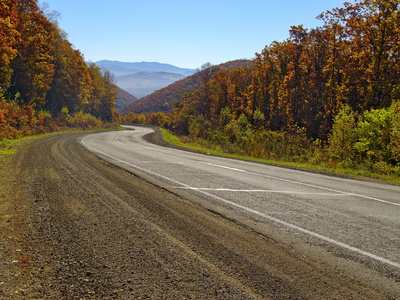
top-left (81, 136), bottom-right (400, 269)
top-left (175, 187), bottom-right (351, 196)
top-left (199, 162), bottom-right (246, 172)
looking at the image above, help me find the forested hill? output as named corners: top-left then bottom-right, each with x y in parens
top-left (119, 60), bottom-right (251, 116)
top-left (122, 0), bottom-right (400, 179)
top-left (116, 87), bottom-right (138, 110)
top-left (1, 0), bottom-right (119, 140)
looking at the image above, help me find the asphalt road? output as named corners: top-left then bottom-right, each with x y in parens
top-left (81, 125), bottom-right (400, 295)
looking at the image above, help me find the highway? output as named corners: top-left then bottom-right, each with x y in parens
top-left (81, 125), bottom-right (400, 295)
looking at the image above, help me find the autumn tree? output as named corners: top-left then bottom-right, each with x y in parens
top-left (86, 64), bottom-right (118, 122)
top-left (0, 0), bottom-right (19, 92)
top-left (320, 0), bottom-right (400, 110)
top-left (8, 0), bottom-right (54, 108)
top-left (44, 24), bottom-right (92, 115)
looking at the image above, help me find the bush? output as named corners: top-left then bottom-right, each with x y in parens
top-left (390, 101), bottom-right (400, 162)
top-left (72, 111), bottom-right (103, 129)
top-left (354, 107), bottom-right (392, 164)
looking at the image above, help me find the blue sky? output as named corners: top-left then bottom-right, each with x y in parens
top-left (40, 0), bottom-right (347, 69)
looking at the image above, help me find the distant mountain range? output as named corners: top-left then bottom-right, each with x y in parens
top-left (96, 60), bottom-right (197, 98)
top-left (96, 60), bottom-right (197, 77)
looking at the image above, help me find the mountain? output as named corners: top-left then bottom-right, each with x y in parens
top-left (119, 60), bottom-right (251, 116)
top-left (95, 60), bottom-right (197, 77)
top-left (115, 72), bottom-right (186, 99)
top-left (116, 87), bottom-right (138, 110)
top-left (96, 60), bottom-right (197, 98)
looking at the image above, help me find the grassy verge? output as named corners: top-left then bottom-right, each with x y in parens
top-left (161, 129), bottom-right (400, 184)
top-left (0, 136), bottom-right (43, 163)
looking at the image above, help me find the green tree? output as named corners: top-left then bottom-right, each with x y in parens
top-left (355, 107), bottom-right (392, 163)
top-left (328, 105), bottom-right (357, 164)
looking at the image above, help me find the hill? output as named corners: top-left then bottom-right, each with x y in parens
top-left (116, 72), bottom-right (186, 98)
top-left (116, 87), bottom-right (138, 110)
top-left (119, 60), bottom-right (251, 116)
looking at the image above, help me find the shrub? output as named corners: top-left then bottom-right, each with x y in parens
top-left (354, 107), bottom-right (392, 164)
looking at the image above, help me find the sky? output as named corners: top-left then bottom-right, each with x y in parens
top-left (39, 0), bottom-right (347, 69)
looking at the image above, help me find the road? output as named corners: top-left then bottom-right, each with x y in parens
top-left (5, 127), bottom-right (399, 298)
top-left (81, 125), bottom-right (400, 296)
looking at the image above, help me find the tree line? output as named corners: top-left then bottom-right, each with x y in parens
top-left (122, 0), bottom-right (400, 178)
top-left (1, 0), bottom-right (118, 139)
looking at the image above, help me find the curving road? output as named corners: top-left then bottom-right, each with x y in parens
top-left (81, 125), bottom-right (400, 295)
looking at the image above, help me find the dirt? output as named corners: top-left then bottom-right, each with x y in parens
top-left (0, 132), bottom-right (394, 299)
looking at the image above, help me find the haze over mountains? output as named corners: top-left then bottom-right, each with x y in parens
top-left (96, 60), bottom-right (197, 98)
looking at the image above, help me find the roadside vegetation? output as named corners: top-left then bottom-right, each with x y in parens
top-left (159, 102), bottom-right (400, 184)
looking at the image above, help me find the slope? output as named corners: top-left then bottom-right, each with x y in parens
top-left (116, 87), bottom-right (138, 110)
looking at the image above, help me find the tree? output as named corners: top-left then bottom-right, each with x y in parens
top-left (0, 0), bottom-right (19, 92)
top-left (8, 0), bottom-right (54, 108)
top-left (328, 105), bottom-right (357, 164)
top-left (99, 70), bottom-right (118, 122)
top-left (320, 0), bottom-right (400, 110)
top-left (45, 24), bottom-right (82, 114)
top-left (86, 63), bottom-right (118, 122)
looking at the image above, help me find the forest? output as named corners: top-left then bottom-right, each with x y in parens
top-left (0, 0), bottom-right (119, 140)
top-left (122, 0), bottom-right (400, 179)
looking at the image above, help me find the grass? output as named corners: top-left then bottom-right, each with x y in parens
top-left (0, 136), bottom-right (41, 161)
top-left (161, 129), bottom-right (400, 185)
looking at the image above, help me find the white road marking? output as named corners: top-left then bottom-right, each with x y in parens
top-left (200, 162), bottom-right (246, 172)
top-left (139, 161), bottom-right (185, 165)
top-left (81, 135), bottom-right (400, 269)
top-left (175, 187), bottom-right (351, 196)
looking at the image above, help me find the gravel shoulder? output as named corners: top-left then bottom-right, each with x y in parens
top-left (0, 132), bottom-right (394, 299)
